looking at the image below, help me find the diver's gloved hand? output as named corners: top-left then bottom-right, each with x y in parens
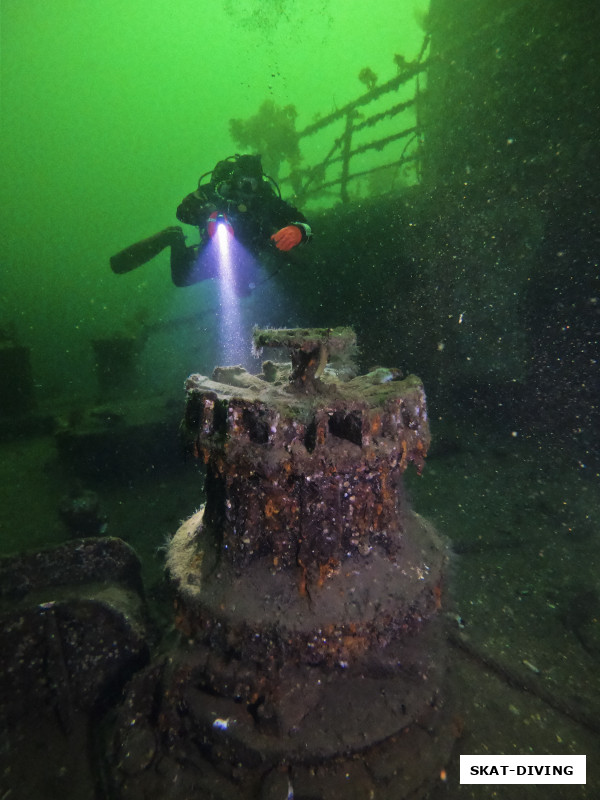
top-left (271, 225), bottom-right (303, 251)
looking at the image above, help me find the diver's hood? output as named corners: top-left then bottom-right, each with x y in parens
top-left (213, 154), bottom-right (265, 200)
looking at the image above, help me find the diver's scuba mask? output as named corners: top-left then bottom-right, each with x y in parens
top-left (209, 154), bottom-right (266, 201)
top-left (235, 175), bottom-right (259, 195)
top-left (231, 154), bottom-right (264, 198)
top-left (216, 174), bottom-right (260, 200)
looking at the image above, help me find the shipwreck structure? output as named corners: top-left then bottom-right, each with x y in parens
top-left (110, 328), bottom-right (453, 800)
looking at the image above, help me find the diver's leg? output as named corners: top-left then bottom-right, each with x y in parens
top-left (169, 237), bottom-right (200, 287)
top-left (170, 235), bottom-right (218, 287)
top-left (110, 227), bottom-right (185, 274)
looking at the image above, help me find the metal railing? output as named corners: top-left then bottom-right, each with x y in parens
top-left (279, 36), bottom-right (431, 206)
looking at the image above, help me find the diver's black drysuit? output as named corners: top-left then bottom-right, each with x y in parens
top-left (110, 161), bottom-right (310, 289)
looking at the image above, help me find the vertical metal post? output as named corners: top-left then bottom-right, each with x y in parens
top-left (340, 111), bottom-right (354, 203)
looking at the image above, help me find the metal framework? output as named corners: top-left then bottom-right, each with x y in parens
top-left (280, 36), bottom-right (431, 205)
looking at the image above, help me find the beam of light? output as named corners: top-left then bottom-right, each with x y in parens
top-left (196, 220), bottom-right (291, 372)
top-left (212, 222), bottom-right (252, 369)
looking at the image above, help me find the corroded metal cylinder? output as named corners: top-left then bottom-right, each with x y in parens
top-left (183, 368), bottom-right (429, 574)
top-left (110, 332), bottom-right (454, 800)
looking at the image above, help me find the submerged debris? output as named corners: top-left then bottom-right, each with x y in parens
top-left (109, 329), bottom-right (454, 799)
top-left (59, 486), bottom-right (108, 537)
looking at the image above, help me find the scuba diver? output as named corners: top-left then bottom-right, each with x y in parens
top-left (110, 153), bottom-right (311, 289)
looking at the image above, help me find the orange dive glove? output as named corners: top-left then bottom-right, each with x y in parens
top-left (271, 225), bottom-right (302, 251)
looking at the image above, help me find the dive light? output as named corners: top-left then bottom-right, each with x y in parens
top-left (207, 211), bottom-right (234, 238)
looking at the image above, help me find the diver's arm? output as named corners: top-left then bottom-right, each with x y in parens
top-left (176, 187), bottom-right (215, 226)
top-left (290, 221), bottom-right (312, 242)
top-left (268, 197), bottom-right (312, 249)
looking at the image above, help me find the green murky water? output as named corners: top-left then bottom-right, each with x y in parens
top-left (1, 0), bottom-right (425, 396)
top-left (1, 1), bottom-right (599, 798)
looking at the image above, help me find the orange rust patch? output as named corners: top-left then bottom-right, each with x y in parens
top-left (317, 557), bottom-right (340, 587)
top-left (341, 633), bottom-right (368, 656)
top-left (298, 557), bottom-right (308, 597)
top-left (399, 439), bottom-right (409, 470)
top-left (264, 497), bottom-right (279, 518)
